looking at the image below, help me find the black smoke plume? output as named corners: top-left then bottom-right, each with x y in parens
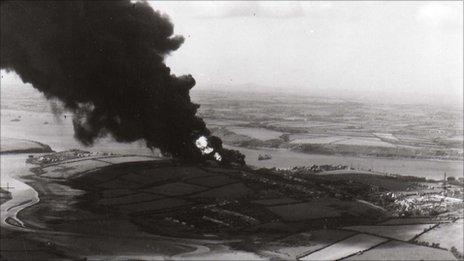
top-left (1, 0), bottom-right (243, 163)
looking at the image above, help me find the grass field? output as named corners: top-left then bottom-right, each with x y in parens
top-left (118, 198), bottom-right (192, 214)
top-left (185, 175), bottom-right (238, 188)
top-left (137, 167), bottom-right (214, 182)
top-left (100, 189), bottom-right (135, 198)
top-left (190, 183), bottom-right (253, 199)
top-left (345, 240), bottom-right (457, 260)
top-left (380, 217), bottom-right (442, 225)
top-left (98, 193), bottom-right (164, 206)
top-left (342, 224), bottom-right (435, 241)
top-left (416, 219), bottom-right (463, 253)
top-left (97, 178), bottom-right (143, 190)
top-left (143, 182), bottom-right (206, 196)
top-left (252, 197), bottom-right (300, 206)
top-left (318, 173), bottom-right (421, 191)
top-left (373, 133), bottom-right (399, 141)
top-left (266, 198), bottom-right (384, 222)
top-left (267, 201), bottom-right (341, 221)
top-left (336, 137), bottom-right (396, 148)
top-left (289, 135), bottom-right (395, 148)
top-left (290, 135), bottom-right (351, 144)
top-left (260, 229), bottom-right (355, 259)
top-left (299, 233), bottom-right (388, 260)
top-left (228, 127), bottom-right (283, 140)
top-left (41, 159), bottom-right (111, 179)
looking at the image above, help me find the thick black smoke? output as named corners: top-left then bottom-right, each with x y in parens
top-left (1, 0), bottom-right (243, 163)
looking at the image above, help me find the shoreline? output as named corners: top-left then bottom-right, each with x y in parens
top-left (230, 144), bottom-right (464, 163)
top-left (0, 154), bottom-right (42, 232)
top-left (0, 137), bottom-right (54, 155)
top-left (225, 145), bottom-right (463, 180)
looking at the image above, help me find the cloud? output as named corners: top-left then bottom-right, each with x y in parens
top-left (223, 2), bottom-right (304, 18)
top-left (416, 2), bottom-right (462, 28)
top-left (151, 1), bottom-right (334, 19)
top-left (191, 2), bottom-right (303, 19)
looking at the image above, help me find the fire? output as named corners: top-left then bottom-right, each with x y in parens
top-left (213, 152), bottom-right (222, 161)
top-left (195, 136), bottom-right (221, 161)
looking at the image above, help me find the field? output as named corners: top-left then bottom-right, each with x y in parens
top-left (192, 90), bottom-right (463, 179)
top-left (380, 217), bottom-right (443, 225)
top-left (186, 175), bottom-right (237, 187)
top-left (97, 193), bottom-right (164, 206)
top-left (40, 159), bottom-right (112, 179)
top-left (143, 182), bottom-right (207, 196)
top-left (299, 233), bottom-right (388, 260)
top-left (415, 220), bottom-right (464, 253)
top-left (342, 224), bottom-right (435, 241)
top-left (101, 188), bottom-right (138, 198)
top-left (227, 126), bottom-right (283, 140)
top-left (267, 201), bottom-right (342, 221)
top-left (193, 91), bottom-right (463, 156)
top-left (2, 148), bottom-right (463, 260)
top-left (290, 135), bottom-right (395, 148)
top-left (316, 173), bottom-right (423, 191)
top-left (345, 240), bottom-right (457, 260)
top-left (190, 183), bottom-right (253, 199)
top-left (252, 197), bottom-right (300, 206)
top-left (118, 198), bottom-right (193, 214)
top-left (259, 229), bottom-right (355, 259)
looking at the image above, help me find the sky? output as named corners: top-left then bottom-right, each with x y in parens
top-left (1, 1), bottom-right (463, 106)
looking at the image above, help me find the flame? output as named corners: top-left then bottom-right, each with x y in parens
top-left (195, 136), bottom-right (221, 161)
top-left (214, 152), bottom-right (222, 161)
top-left (195, 135), bottom-right (213, 155)
top-left (195, 136), bottom-right (208, 150)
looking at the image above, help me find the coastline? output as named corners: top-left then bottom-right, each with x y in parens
top-left (1, 137), bottom-right (53, 155)
top-left (1, 144), bottom-right (463, 260)
top-left (226, 145), bottom-right (464, 180)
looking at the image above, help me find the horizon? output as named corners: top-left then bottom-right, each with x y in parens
top-left (1, 1), bottom-right (463, 108)
top-left (1, 76), bottom-right (462, 110)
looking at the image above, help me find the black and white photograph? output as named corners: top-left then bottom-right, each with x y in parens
top-left (1, 1), bottom-right (463, 260)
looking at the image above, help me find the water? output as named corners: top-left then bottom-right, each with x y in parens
top-left (1, 109), bottom-right (153, 155)
top-left (1, 83), bottom-right (153, 155)
top-left (0, 154), bottom-right (40, 230)
top-left (228, 146), bottom-right (464, 180)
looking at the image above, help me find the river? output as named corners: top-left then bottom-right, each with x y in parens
top-left (0, 154), bottom-right (40, 230)
top-left (228, 146), bottom-right (464, 180)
